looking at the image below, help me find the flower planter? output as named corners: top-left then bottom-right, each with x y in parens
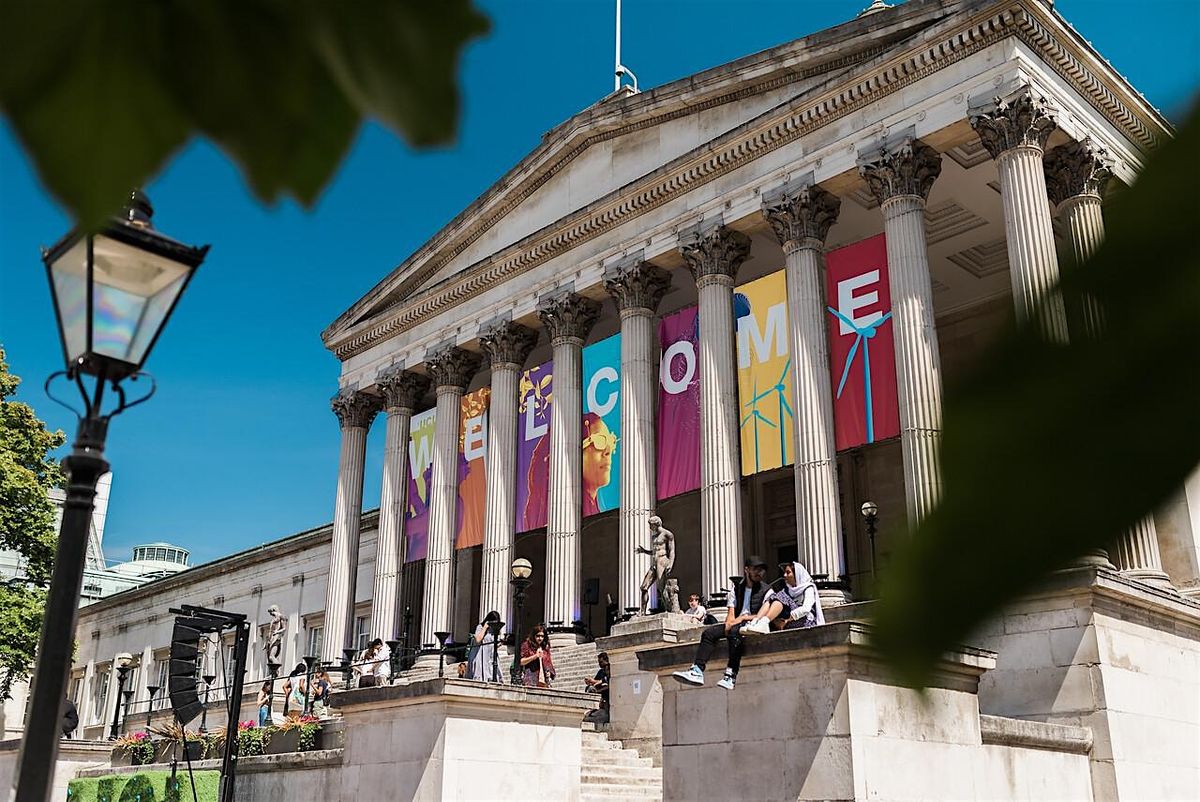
top-left (152, 739), bottom-right (205, 763)
top-left (263, 727), bottom-right (323, 755)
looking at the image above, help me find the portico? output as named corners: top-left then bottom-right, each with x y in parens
top-left (318, 0), bottom-right (1182, 658)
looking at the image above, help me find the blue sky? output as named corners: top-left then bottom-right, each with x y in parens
top-left (1, 0), bottom-right (1197, 566)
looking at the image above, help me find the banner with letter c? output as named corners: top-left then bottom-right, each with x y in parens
top-left (824, 233), bottom-right (900, 451)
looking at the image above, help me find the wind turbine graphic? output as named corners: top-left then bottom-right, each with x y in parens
top-left (826, 306), bottom-right (893, 444)
top-left (741, 376), bottom-right (777, 474)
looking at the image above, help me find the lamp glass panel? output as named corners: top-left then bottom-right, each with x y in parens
top-left (49, 238), bottom-right (90, 364)
top-left (90, 234), bottom-right (191, 366)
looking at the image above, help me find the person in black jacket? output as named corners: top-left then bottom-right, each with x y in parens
top-left (61, 697), bottom-right (79, 738)
top-left (671, 555), bottom-right (771, 691)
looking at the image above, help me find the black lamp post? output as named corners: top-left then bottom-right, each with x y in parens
top-left (107, 655), bottom-right (134, 740)
top-left (509, 558), bottom-right (533, 685)
top-left (301, 655), bottom-right (319, 715)
top-left (120, 689), bottom-right (135, 736)
top-left (341, 648), bottom-right (357, 690)
top-left (433, 632), bottom-right (452, 679)
top-left (385, 640), bottom-right (402, 682)
top-left (861, 500), bottom-right (880, 583)
top-left (199, 674), bottom-right (217, 735)
top-left (145, 685), bottom-right (159, 730)
top-left (16, 190), bottom-right (207, 802)
top-left (486, 619), bottom-right (505, 684)
top-left (402, 606), bottom-right (414, 667)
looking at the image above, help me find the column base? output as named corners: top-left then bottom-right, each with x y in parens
top-left (1120, 568), bottom-right (1176, 592)
top-left (1066, 549), bottom-right (1116, 570)
top-left (413, 651), bottom-right (448, 671)
top-left (548, 631), bottom-right (583, 649)
top-left (818, 587), bottom-right (853, 607)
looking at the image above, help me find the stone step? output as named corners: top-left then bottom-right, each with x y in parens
top-left (579, 783), bottom-right (663, 800)
top-left (582, 749), bottom-right (655, 768)
top-left (581, 767), bottom-right (662, 784)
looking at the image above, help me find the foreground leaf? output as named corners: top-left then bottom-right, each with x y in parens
top-left (0, 0), bottom-right (489, 227)
top-left (873, 103), bottom-right (1200, 686)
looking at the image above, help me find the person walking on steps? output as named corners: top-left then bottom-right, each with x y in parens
top-left (671, 555), bottom-right (771, 690)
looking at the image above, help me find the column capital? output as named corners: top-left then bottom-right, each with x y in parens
top-left (970, 87), bottom-right (1057, 159)
top-left (377, 370), bottom-right (430, 413)
top-left (479, 321), bottom-right (538, 369)
top-left (680, 225), bottom-right (751, 287)
top-left (426, 346), bottom-right (481, 392)
top-left (331, 390), bottom-right (382, 430)
top-left (604, 262), bottom-right (672, 314)
top-left (763, 184), bottom-right (842, 251)
top-left (1043, 138), bottom-right (1114, 205)
top-left (858, 138), bottom-right (942, 204)
top-left (538, 293), bottom-right (601, 345)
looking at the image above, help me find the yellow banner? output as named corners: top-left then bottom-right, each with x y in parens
top-left (735, 269), bottom-right (794, 475)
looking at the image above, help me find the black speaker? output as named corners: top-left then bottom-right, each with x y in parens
top-left (583, 577), bottom-right (600, 606)
top-left (168, 616), bottom-right (208, 726)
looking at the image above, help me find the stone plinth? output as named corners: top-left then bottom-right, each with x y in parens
top-left (596, 612), bottom-right (703, 765)
top-left (0, 738), bottom-right (113, 802)
top-left (972, 566), bottom-right (1200, 802)
top-left (638, 621), bottom-right (1096, 801)
top-left (332, 678), bottom-right (598, 801)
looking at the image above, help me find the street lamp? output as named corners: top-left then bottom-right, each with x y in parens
top-left (861, 501), bottom-right (880, 582)
top-left (301, 655), bottom-right (319, 715)
top-left (486, 619), bottom-right (505, 684)
top-left (509, 558), bottom-right (533, 685)
top-left (16, 190), bottom-right (207, 802)
top-left (107, 654), bottom-right (134, 740)
top-left (145, 685), bottom-right (159, 730)
top-left (385, 640), bottom-right (402, 683)
top-left (120, 689), bottom-right (135, 736)
top-left (199, 674), bottom-right (217, 735)
top-left (433, 632), bottom-right (452, 679)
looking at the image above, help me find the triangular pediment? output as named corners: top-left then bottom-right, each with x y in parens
top-left (323, 0), bottom-right (978, 344)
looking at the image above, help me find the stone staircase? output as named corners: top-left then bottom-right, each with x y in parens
top-left (394, 639), bottom-right (602, 691)
top-left (581, 723), bottom-right (663, 802)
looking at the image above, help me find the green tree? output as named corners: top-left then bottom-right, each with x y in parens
top-left (0, 345), bottom-right (66, 699)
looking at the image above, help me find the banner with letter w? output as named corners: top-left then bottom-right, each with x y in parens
top-left (824, 233), bottom-right (900, 451)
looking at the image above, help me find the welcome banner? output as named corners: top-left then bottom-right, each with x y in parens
top-left (582, 334), bottom-right (621, 516)
top-left (404, 407), bottom-right (437, 562)
top-left (657, 306), bottom-right (701, 500)
top-left (455, 387), bottom-right (490, 549)
top-left (735, 270), bottom-right (795, 475)
top-left (824, 233), bottom-right (899, 450)
top-left (515, 360), bottom-right (553, 533)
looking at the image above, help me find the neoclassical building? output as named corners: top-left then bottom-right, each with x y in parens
top-left (315, 0), bottom-right (1198, 666)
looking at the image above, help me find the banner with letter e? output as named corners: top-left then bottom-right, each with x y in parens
top-left (824, 233), bottom-right (900, 451)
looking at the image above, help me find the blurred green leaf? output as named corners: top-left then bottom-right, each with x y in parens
top-left (873, 102), bottom-right (1200, 686)
top-left (0, 0), bottom-right (489, 228)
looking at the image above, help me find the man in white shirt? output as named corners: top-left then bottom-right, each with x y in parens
top-left (683, 594), bottom-right (707, 625)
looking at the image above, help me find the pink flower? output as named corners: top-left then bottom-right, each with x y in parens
top-left (239, 720), bottom-right (256, 730)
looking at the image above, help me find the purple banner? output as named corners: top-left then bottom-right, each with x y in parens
top-left (657, 307), bottom-right (701, 500)
top-left (515, 360), bottom-right (553, 532)
top-left (403, 406), bottom-right (437, 562)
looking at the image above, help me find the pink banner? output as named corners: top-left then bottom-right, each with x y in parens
top-left (657, 306), bottom-right (701, 500)
top-left (824, 233), bottom-right (900, 450)
top-left (515, 361), bottom-right (553, 532)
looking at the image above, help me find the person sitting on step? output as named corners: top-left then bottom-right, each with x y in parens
top-left (671, 555), bottom-right (771, 691)
top-left (742, 561), bottom-right (826, 634)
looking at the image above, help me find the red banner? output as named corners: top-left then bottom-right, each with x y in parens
top-left (824, 234), bottom-right (899, 450)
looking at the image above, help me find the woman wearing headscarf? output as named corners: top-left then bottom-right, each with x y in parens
top-left (743, 561), bottom-right (826, 634)
top-left (518, 625), bottom-right (556, 687)
top-left (468, 610), bottom-right (505, 682)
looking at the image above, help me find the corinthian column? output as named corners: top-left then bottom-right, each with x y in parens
top-left (323, 391), bottom-right (381, 663)
top-left (478, 322), bottom-right (538, 629)
top-left (1045, 139), bottom-right (1172, 587)
top-left (372, 371), bottom-right (430, 641)
top-left (764, 185), bottom-right (850, 604)
top-left (539, 293), bottom-right (601, 645)
top-left (860, 138), bottom-right (944, 525)
top-left (605, 262), bottom-right (672, 612)
top-left (419, 347), bottom-right (481, 654)
top-left (972, 88), bottom-right (1068, 343)
top-left (681, 226), bottom-right (752, 599)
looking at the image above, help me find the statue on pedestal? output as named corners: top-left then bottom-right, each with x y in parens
top-left (636, 516), bottom-right (676, 616)
top-left (265, 604), bottom-right (287, 665)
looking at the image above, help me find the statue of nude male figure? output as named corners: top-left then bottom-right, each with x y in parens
top-left (636, 516), bottom-right (676, 616)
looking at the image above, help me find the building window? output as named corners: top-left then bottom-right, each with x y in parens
top-left (93, 669), bottom-right (111, 725)
top-left (354, 616), bottom-right (370, 652)
top-left (154, 659), bottom-right (169, 709)
top-left (306, 626), bottom-right (323, 660)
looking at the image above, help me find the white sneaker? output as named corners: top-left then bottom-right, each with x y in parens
top-left (671, 665), bottom-right (705, 686)
top-left (743, 617), bottom-right (771, 635)
top-left (717, 673), bottom-right (736, 690)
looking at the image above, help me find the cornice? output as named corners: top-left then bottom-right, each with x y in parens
top-left (327, 0), bottom-right (1170, 363)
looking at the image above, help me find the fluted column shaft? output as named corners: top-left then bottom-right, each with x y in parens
top-left (479, 323), bottom-right (538, 630)
top-left (764, 185), bottom-right (848, 603)
top-left (1045, 139), bottom-right (1171, 586)
top-left (539, 295), bottom-right (601, 642)
top-left (860, 139), bottom-right (945, 525)
top-left (972, 88), bottom-right (1068, 342)
top-left (372, 371), bottom-right (429, 640)
top-left (682, 227), bottom-right (752, 598)
top-left (420, 348), bottom-right (481, 649)
top-left (323, 392), bottom-right (380, 663)
top-left (606, 263), bottom-right (672, 611)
